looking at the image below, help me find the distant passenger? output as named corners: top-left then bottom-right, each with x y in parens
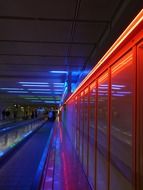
top-left (2, 110), bottom-right (6, 120)
top-left (48, 110), bottom-right (56, 121)
top-left (34, 110), bottom-right (38, 118)
top-left (31, 111), bottom-right (34, 119)
top-left (13, 110), bottom-right (17, 120)
top-left (48, 111), bottom-right (53, 121)
top-left (6, 110), bottom-right (10, 120)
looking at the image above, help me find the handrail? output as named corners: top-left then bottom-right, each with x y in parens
top-left (0, 117), bottom-right (44, 135)
top-left (0, 117), bottom-right (47, 165)
top-left (31, 125), bottom-right (55, 190)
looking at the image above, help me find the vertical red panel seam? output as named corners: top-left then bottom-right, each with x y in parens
top-left (82, 93), bottom-right (85, 165)
top-left (108, 68), bottom-right (111, 190)
top-left (76, 99), bottom-right (78, 151)
top-left (94, 80), bottom-right (98, 190)
top-left (87, 87), bottom-right (90, 176)
top-left (82, 92), bottom-right (85, 166)
top-left (78, 96), bottom-right (80, 156)
top-left (133, 45), bottom-right (137, 190)
top-left (78, 96), bottom-right (80, 155)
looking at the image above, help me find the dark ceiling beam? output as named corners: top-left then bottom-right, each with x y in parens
top-left (0, 63), bottom-right (82, 66)
top-left (79, 24), bottom-right (110, 73)
top-left (77, 0), bottom-right (130, 81)
top-left (67, 0), bottom-right (82, 57)
top-left (66, 0), bottom-right (82, 73)
top-left (0, 40), bottom-right (94, 45)
top-left (0, 15), bottom-right (109, 24)
top-left (0, 53), bottom-right (87, 58)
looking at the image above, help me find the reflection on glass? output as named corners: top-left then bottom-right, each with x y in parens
top-left (83, 90), bottom-right (88, 174)
top-left (96, 71), bottom-right (108, 190)
top-left (79, 94), bottom-right (84, 163)
top-left (110, 52), bottom-right (133, 190)
top-left (76, 98), bottom-right (80, 154)
top-left (88, 82), bottom-right (96, 188)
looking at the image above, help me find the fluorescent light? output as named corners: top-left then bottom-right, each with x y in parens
top-left (28, 88), bottom-right (63, 92)
top-left (54, 85), bottom-right (65, 88)
top-left (45, 101), bottom-right (55, 103)
top-left (24, 98), bottom-right (39, 100)
top-left (32, 92), bottom-right (51, 94)
top-left (19, 82), bottom-right (49, 84)
top-left (32, 91), bottom-right (63, 94)
top-left (53, 83), bottom-right (64, 85)
top-left (44, 101), bottom-right (60, 104)
top-left (22, 85), bottom-right (49, 87)
top-left (112, 84), bottom-right (125, 87)
top-left (8, 91), bottom-right (28, 93)
top-left (53, 89), bottom-right (63, 92)
top-left (116, 91), bottom-right (131, 94)
top-left (19, 95), bottom-right (35, 97)
top-left (112, 94), bottom-right (124, 97)
top-left (28, 89), bottom-right (51, 91)
top-left (111, 87), bottom-right (121, 90)
top-left (54, 92), bottom-right (63, 94)
top-left (31, 100), bottom-right (43, 102)
top-left (0, 88), bottom-right (24, 90)
top-left (50, 71), bottom-right (68, 74)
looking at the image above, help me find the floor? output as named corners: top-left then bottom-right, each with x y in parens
top-left (41, 121), bottom-right (91, 190)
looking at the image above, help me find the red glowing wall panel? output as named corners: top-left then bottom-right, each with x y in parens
top-left (110, 51), bottom-right (134, 190)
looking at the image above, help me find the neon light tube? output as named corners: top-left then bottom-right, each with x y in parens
top-left (22, 85), bottom-right (49, 87)
top-left (28, 89), bottom-right (51, 91)
top-left (0, 88), bottom-right (24, 90)
top-left (65, 9), bottom-right (143, 103)
top-left (8, 91), bottom-right (28, 93)
top-left (50, 71), bottom-right (68, 74)
top-left (19, 82), bottom-right (49, 84)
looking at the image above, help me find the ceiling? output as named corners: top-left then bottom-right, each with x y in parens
top-left (0, 0), bottom-right (142, 106)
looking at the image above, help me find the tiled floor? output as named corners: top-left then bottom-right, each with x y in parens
top-left (42, 122), bottom-right (91, 190)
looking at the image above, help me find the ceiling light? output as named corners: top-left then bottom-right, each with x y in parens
top-left (19, 82), bottom-right (49, 84)
top-left (32, 92), bottom-right (51, 94)
top-left (31, 100), bottom-right (43, 102)
top-left (53, 83), bottom-right (64, 85)
top-left (50, 71), bottom-right (68, 74)
top-left (28, 89), bottom-right (50, 91)
top-left (22, 85), bottom-right (49, 87)
top-left (8, 91), bottom-right (28, 93)
top-left (0, 88), bottom-right (24, 90)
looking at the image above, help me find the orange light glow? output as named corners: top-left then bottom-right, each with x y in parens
top-left (90, 81), bottom-right (96, 90)
top-left (85, 87), bottom-right (88, 94)
top-left (65, 9), bottom-right (143, 103)
top-left (112, 54), bottom-right (133, 74)
top-left (98, 72), bottom-right (108, 84)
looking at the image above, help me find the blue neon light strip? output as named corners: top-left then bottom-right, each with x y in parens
top-left (8, 91), bottom-right (28, 93)
top-left (50, 71), bottom-right (68, 74)
top-left (0, 88), bottom-right (24, 90)
top-left (19, 82), bottom-right (49, 84)
top-left (22, 85), bottom-right (50, 87)
top-left (28, 89), bottom-right (51, 91)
